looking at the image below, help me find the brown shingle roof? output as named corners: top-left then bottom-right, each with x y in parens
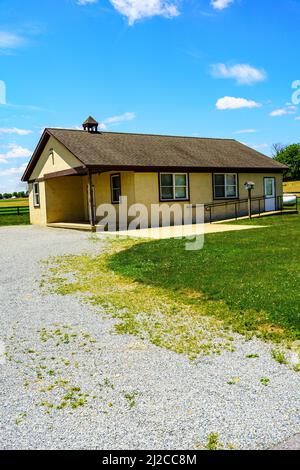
top-left (82, 116), bottom-right (98, 125)
top-left (22, 128), bottom-right (287, 181)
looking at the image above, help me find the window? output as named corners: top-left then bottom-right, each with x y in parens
top-left (160, 173), bottom-right (189, 201)
top-left (111, 174), bottom-right (121, 203)
top-left (33, 182), bottom-right (40, 207)
top-left (214, 174), bottom-right (237, 199)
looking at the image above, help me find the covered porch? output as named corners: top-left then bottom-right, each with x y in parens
top-left (44, 168), bottom-right (97, 229)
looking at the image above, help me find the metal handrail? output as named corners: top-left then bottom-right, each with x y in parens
top-left (203, 194), bottom-right (298, 223)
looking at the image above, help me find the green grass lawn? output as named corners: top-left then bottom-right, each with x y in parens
top-left (0, 214), bottom-right (30, 226)
top-left (45, 210), bottom-right (300, 361)
top-left (108, 211), bottom-right (300, 341)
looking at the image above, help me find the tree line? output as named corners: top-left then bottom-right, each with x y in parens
top-left (0, 191), bottom-right (28, 200)
top-left (272, 143), bottom-right (300, 181)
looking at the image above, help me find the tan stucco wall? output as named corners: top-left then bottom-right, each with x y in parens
top-left (45, 176), bottom-right (85, 223)
top-left (82, 171), bottom-right (136, 222)
top-left (28, 181), bottom-right (47, 226)
top-left (28, 136), bottom-right (84, 225)
top-left (28, 151), bottom-right (284, 227)
top-left (238, 172), bottom-right (283, 199)
top-left (133, 172), bottom-right (213, 225)
top-left (30, 136), bottom-right (82, 180)
top-left (29, 177), bottom-right (85, 225)
top-left (210, 172), bottom-right (283, 221)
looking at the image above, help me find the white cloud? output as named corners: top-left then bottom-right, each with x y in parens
top-left (211, 63), bottom-right (266, 85)
top-left (109, 0), bottom-right (179, 25)
top-left (295, 116), bottom-right (300, 120)
top-left (0, 144), bottom-right (32, 163)
top-left (269, 105), bottom-right (297, 117)
top-left (211, 0), bottom-right (234, 10)
top-left (0, 31), bottom-right (24, 49)
top-left (0, 127), bottom-right (32, 136)
top-left (0, 163), bottom-right (27, 177)
top-left (0, 80), bottom-right (6, 105)
top-left (251, 143), bottom-right (268, 150)
top-left (76, 0), bottom-right (180, 24)
top-left (216, 97), bottom-right (262, 110)
top-left (234, 129), bottom-right (257, 134)
top-left (99, 111), bottom-right (136, 129)
top-left (77, 0), bottom-right (98, 5)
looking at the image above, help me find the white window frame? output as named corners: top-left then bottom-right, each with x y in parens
top-left (111, 174), bottom-right (121, 204)
top-left (214, 173), bottom-right (238, 199)
top-left (33, 182), bottom-right (40, 207)
top-left (159, 173), bottom-right (189, 201)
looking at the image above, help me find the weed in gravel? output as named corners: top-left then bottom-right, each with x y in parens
top-left (43, 241), bottom-right (237, 360)
top-left (38, 382), bottom-right (89, 411)
top-left (271, 349), bottom-right (288, 365)
top-left (227, 377), bottom-right (240, 385)
top-left (9, 324), bottom-right (100, 414)
top-left (101, 378), bottom-right (115, 389)
top-left (260, 377), bottom-right (270, 386)
top-left (15, 412), bottom-right (27, 425)
top-left (205, 433), bottom-right (223, 450)
top-left (123, 391), bottom-right (140, 409)
top-left (245, 354), bottom-right (259, 359)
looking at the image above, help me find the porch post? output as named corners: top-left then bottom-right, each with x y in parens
top-left (87, 170), bottom-right (96, 228)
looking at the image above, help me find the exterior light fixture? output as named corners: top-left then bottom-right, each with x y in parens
top-left (244, 182), bottom-right (255, 219)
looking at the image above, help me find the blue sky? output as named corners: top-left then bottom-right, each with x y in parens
top-left (0, 0), bottom-right (300, 192)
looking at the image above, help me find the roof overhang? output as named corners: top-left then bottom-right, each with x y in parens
top-left (85, 165), bottom-right (286, 174)
top-left (22, 128), bottom-right (288, 183)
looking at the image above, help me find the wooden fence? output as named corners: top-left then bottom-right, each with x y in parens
top-left (0, 206), bottom-right (30, 216)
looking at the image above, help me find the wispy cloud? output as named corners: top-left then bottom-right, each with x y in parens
top-left (0, 163), bottom-right (27, 177)
top-left (211, 0), bottom-right (234, 10)
top-left (0, 144), bottom-right (32, 163)
top-left (0, 31), bottom-right (24, 50)
top-left (108, 0), bottom-right (180, 25)
top-left (251, 143), bottom-right (268, 150)
top-left (234, 129), bottom-right (257, 135)
top-left (0, 80), bottom-right (6, 105)
top-left (211, 63), bottom-right (267, 85)
top-left (77, 0), bottom-right (98, 5)
top-left (216, 97), bottom-right (262, 110)
top-left (0, 128), bottom-right (33, 136)
top-left (269, 105), bottom-right (297, 117)
top-left (76, 0), bottom-right (180, 25)
top-left (99, 111), bottom-right (136, 129)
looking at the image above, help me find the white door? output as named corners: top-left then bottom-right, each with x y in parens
top-left (264, 177), bottom-right (276, 211)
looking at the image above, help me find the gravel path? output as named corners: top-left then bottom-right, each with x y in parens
top-left (0, 225), bottom-right (299, 450)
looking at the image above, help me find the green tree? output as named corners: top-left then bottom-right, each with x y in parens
top-left (273, 143), bottom-right (300, 181)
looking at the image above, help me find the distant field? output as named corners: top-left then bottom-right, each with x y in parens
top-left (283, 181), bottom-right (300, 193)
top-left (0, 198), bottom-right (29, 207)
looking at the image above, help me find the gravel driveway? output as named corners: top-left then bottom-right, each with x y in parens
top-left (0, 225), bottom-right (299, 450)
